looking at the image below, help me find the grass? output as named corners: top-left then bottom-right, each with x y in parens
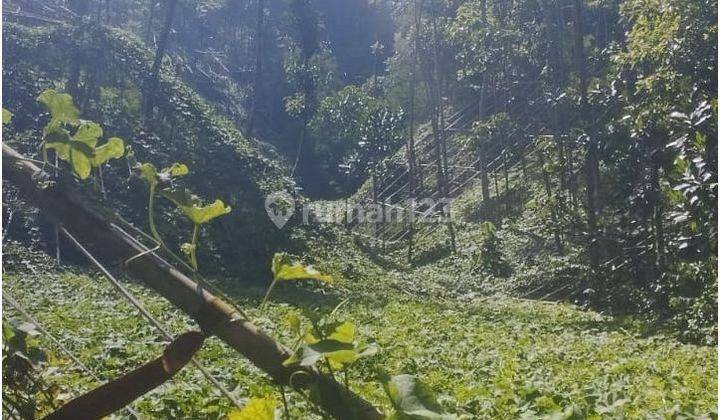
top-left (3, 239), bottom-right (716, 419)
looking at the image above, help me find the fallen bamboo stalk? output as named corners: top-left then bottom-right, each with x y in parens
top-left (46, 332), bottom-right (205, 420)
top-left (2, 144), bottom-right (383, 420)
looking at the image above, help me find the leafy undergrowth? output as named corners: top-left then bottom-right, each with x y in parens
top-left (3, 243), bottom-right (716, 419)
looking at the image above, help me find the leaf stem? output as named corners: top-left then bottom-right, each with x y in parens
top-left (280, 386), bottom-right (291, 419)
top-left (147, 185), bottom-right (164, 247)
top-left (189, 223), bottom-right (200, 271)
top-left (261, 277), bottom-right (279, 308)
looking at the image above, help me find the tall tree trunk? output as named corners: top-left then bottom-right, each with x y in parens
top-left (144, 0), bottom-right (179, 120)
top-left (406, 0), bottom-right (421, 263)
top-left (538, 147), bottom-right (564, 253)
top-left (428, 12), bottom-right (456, 252)
top-left (144, 0), bottom-right (156, 45)
top-left (574, 0), bottom-right (601, 278)
top-left (648, 141), bottom-right (665, 270)
top-left (478, 75), bottom-right (491, 203)
top-left (246, 0), bottom-right (265, 139)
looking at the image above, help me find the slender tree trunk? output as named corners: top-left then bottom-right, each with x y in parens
top-left (480, 154), bottom-right (490, 201)
top-left (538, 148), bottom-right (564, 253)
top-left (144, 0), bottom-right (179, 120)
top-left (648, 142), bottom-right (665, 270)
top-left (406, 0), bottom-right (421, 264)
top-left (428, 12), bottom-right (456, 252)
top-left (67, 0), bottom-right (90, 100)
top-left (246, 0), bottom-right (265, 138)
top-left (144, 0), bottom-right (156, 45)
top-left (371, 173), bottom-right (379, 236)
top-left (478, 74), bottom-right (491, 203)
top-left (574, 0), bottom-right (601, 278)
top-left (493, 173), bottom-right (499, 198)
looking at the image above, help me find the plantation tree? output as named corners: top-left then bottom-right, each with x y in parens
top-left (311, 85), bottom-right (405, 192)
top-left (144, 0), bottom-right (179, 118)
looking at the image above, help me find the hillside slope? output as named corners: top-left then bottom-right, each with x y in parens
top-left (3, 22), bottom-right (296, 279)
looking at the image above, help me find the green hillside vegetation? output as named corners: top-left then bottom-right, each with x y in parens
top-left (3, 241), bottom-right (716, 418)
top-left (1, 0), bottom-right (716, 418)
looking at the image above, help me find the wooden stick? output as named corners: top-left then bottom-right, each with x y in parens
top-left (45, 332), bottom-right (205, 420)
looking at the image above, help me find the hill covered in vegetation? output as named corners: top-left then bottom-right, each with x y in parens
top-left (1, 0), bottom-right (717, 418)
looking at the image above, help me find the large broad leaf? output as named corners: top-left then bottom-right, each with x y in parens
top-left (383, 375), bottom-right (457, 420)
top-left (37, 89), bottom-right (79, 126)
top-left (271, 253), bottom-right (333, 284)
top-left (44, 130), bottom-right (95, 179)
top-left (90, 137), bottom-right (125, 166)
top-left (2, 108), bottom-right (12, 125)
top-left (227, 396), bottom-right (277, 420)
top-left (67, 146), bottom-right (93, 179)
top-left (161, 187), bottom-right (231, 225)
top-left (44, 121), bottom-right (106, 179)
top-left (43, 125), bottom-right (73, 159)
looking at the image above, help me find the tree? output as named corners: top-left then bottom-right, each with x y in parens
top-left (245, 0), bottom-right (266, 138)
top-left (143, 0), bottom-right (178, 119)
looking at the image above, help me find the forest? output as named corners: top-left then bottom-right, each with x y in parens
top-left (0, 0), bottom-right (717, 418)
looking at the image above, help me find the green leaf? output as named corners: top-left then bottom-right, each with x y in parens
top-left (180, 242), bottom-right (196, 257)
top-left (42, 121), bottom-right (119, 179)
top-left (283, 339), bottom-right (355, 367)
top-left (283, 312), bottom-right (302, 335)
top-left (138, 162), bottom-right (188, 188)
top-left (284, 320), bottom-right (376, 369)
top-left (271, 253), bottom-right (333, 284)
top-left (138, 163), bottom-right (159, 188)
top-left (2, 108), bottom-right (12, 125)
top-left (157, 163), bottom-right (189, 182)
top-left (327, 320), bottom-right (356, 344)
top-left (328, 341), bottom-right (378, 369)
top-left (161, 187), bottom-right (231, 225)
top-left (72, 121), bottom-right (103, 148)
top-left (184, 199), bottom-right (231, 225)
top-left (68, 146), bottom-right (93, 179)
top-left (328, 342), bottom-right (379, 369)
top-left (37, 89), bottom-right (79, 126)
top-left (383, 375), bottom-right (457, 420)
top-left (44, 130), bottom-right (95, 180)
top-left (228, 396), bottom-right (277, 420)
top-left (3, 321), bottom-right (16, 342)
top-left (164, 163), bottom-right (189, 177)
top-left (90, 137), bottom-right (125, 166)
top-left (44, 126), bottom-right (73, 160)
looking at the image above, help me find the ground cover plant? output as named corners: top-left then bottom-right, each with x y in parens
top-left (2, 240), bottom-right (716, 418)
